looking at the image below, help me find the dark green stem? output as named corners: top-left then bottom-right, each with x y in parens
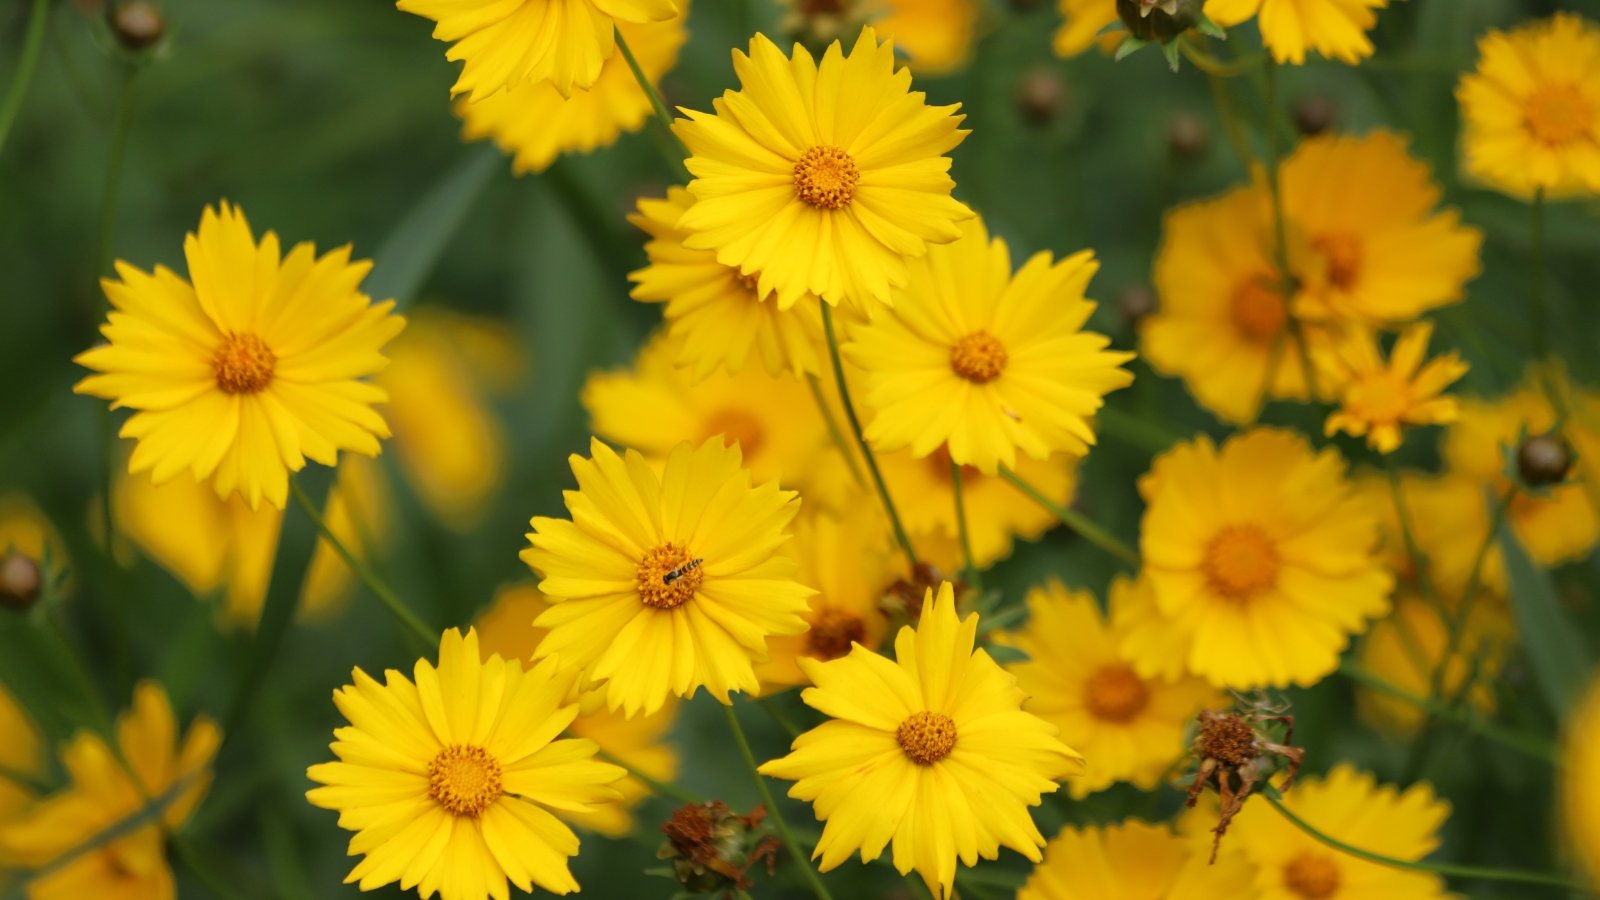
top-left (807, 374), bottom-right (865, 488)
top-left (722, 703), bottom-right (835, 900)
top-left (1260, 57), bottom-right (1320, 401)
top-left (998, 468), bottom-right (1138, 568)
top-left (0, 0), bottom-right (51, 159)
top-left (614, 27), bottom-right (689, 175)
top-left (1338, 661), bottom-right (1557, 764)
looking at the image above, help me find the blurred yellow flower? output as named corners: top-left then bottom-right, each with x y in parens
top-left (1322, 322), bottom-right (1468, 453)
top-left (1134, 429), bottom-right (1392, 689)
top-left (0, 684), bottom-right (43, 825)
top-left (876, 0), bottom-right (980, 75)
top-left (74, 202), bottom-right (405, 511)
top-left (1565, 670), bottom-right (1600, 887)
top-left (1457, 13), bottom-right (1600, 200)
top-left (1207, 0), bottom-right (1389, 65)
top-left (1052, 0), bottom-right (1119, 57)
top-left (1362, 470), bottom-right (1506, 600)
top-left (1355, 592), bottom-right (1510, 736)
top-left (307, 629), bottom-right (624, 900)
top-left (521, 438), bottom-right (812, 717)
top-left (760, 582), bottom-right (1083, 898)
top-left (673, 28), bottom-right (973, 311)
top-left (1019, 819), bottom-right (1260, 899)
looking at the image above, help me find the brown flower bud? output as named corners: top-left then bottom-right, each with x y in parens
top-left (1518, 432), bottom-right (1574, 487)
top-left (111, 1), bottom-right (165, 51)
top-left (1293, 94), bottom-right (1338, 136)
top-left (1166, 110), bottom-right (1209, 160)
top-left (1117, 284), bottom-right (1158, 326)
top-left (0, 550), bottom-right (41, 612)
top-left (1015, 66), bottom-right (1066, 127)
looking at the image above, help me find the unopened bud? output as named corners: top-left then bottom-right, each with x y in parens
top-left (1293, 94), bottom-right (1337, 136)
top-left (1118, 284), bottom-right (1158, 326)
top-left (0, 550), bottom-right (41, 612)
top-left (1518, 433), bottom-right (1573, 487)
top-left (111, 1), bottom-right (165, 51)
top-left (1015, 66), bottom-right (1066, 127)
top-left (1116, 0), bottom-right (1203, 42)
top-left (1166, 111), bottom-right (1209, 160)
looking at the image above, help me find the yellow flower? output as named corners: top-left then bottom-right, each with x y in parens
top-left (1457, 13), bottom-right (1600, 200)
top-left (847, 216), bottom-right (1133, 474)
top-left (307, 629), bottom-right (625, 899)
top-left (1355, 592), bottom-right (1511, 735)
top-left (1322, 322), bottom-right (1468, 453)
top-left (458, 11), bottom-right (687, 174)
top-left (0, 682), bottom-right (221, 900)
top-left (629, 187), bottom-right (826, 381)
top-left (74, 202), bottom-right (405, 511)
top-left (1229, 764), bottom-right (1451, 899)
top-left (1019, 819), bottom-right (1260, 899)
top-left (1133, 428), bottom-right (1392, 689)
top-left (875, 0), bottom-right (980, 75)
top-left (673, 27), bottom-right (973, 312)
top-left (0, 684), bottom-right (43, 825)
top-left (1052, 0), bottom-right (1119, 57)
top-left (0, 495), bottom-right (68, 595)
top-left (1361, 470), bottom-right (1506, 601)
top-left (760, 582), bottom-right (1083, 897)
top-left (397, 0), bottom-right (678, 101)
top-left (1206, 0), bottom-right (1389, 65)
top-left (998, 579), bottom-right (1218, 799)
top-left (521, 438), bottom-right (812, 717)
top-left (472, 583), bottom-right (680, 839)
top-left (1565, 670), bottom-right (1600, 887)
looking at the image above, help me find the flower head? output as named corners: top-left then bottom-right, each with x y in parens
top-left (74, 203), bottom-right (405, 511)
top-left (1356, 592), bottom-right (1511, 735)
top-left (1322, 322), bottom-right (1468, 453)
top-left (1206, 0), bottom-right (1389, 65)
top-left (1019, 819), bottom-right (1261, 899)
top-left (1362, 470), bottom-right (1507, 600)
top-left (0, 684), bottom-right (43, 824)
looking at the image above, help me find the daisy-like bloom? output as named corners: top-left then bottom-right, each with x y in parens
top-left (1228, 764), bottom-right (1451, 899)
top-left (0, 684), bottom-right (43, 823)
top-left (759, 582), bottom-right (1084, 898)
top-left (473, 583), bottom-right (681, 838)
top-left (629, 188), bottom-right (827, 381)
top-left (1321, 322), bottom-right (1468, 453)
top-left (1052, 0), bottom-right (1119, 57)
top-left (673, 28), bottom-right (973, 312)
top-left (458, 11), bottom-right (687, 175)
top-left (1206, 0), bottom-right (1389, 65)
top-left (1457, 13), bottom-right (1600, 200)
top-left (1133, 428), bottom-right (1393, 689)
top-left (848, 217), bottom-right (1133, 474)
top-left (1565, 671), bottom-right (1600, 886)
top-left (1019, 819), bottom-right (1260, 899)
top-left (0, 682), bottom-right (220, 900)
top-left (1355, 592), bottom-right (1511, 735)
top-left (1361, 470), bottom-right (1507, 601)
top-left (521, 438), bottom-right (812, 717)
top-left (998, 579), bottom-right (1219, 798)
top-left (306, 629), bottom-right (625, 899)
top-left (397, 0), bottom-right (677, 101)
top-left (74, 202), bottom-right (405, 511)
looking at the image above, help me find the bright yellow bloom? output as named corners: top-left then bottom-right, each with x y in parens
top-left (1207, 0), bottom-right (1389, 65)
top-left (1355, 592), bottom-right (1511, 735)
top-left (998, 579), bottom-right (1218, 798)
top-left (458, 11), bottom-right (687, 174)
top-left (1457, 13), bottom-right (1600, 199)
top-left (876, 0), bottom-right (980, 74)
top-left (1019, 819), bottom-right (1261, 899)
top-left (1133, 428), bottom-right (1392, 689)
top-left (521, 438), bottom-right (812, 716)
top-left (0, 682), bottom-right (220, 900)
top-left (1565, 670), bottom-right (1600, 887)
top-left (397, 0), bottom-right (677, 101)
top-left (1229, 764), bottom-right (1451, 899)
top-left (74, 202), bottom-right (404, 511)
top-left (1052, 0), bottom-right (1119, 57)
top-left (307, 629), bottom-right (624, 899)
top-left (761, 582), bottom-right (1082, 897)
top-left (673, 28), bottom-right (973, 312)
top-left (1322, 322), bottom-right (1468, 453)
top-left (848, 216), bottom-right (1133, 474)
top-left (1362, 470), bottom-right (1506, 600)
top-left (0, 684), bottom-right (43, 825)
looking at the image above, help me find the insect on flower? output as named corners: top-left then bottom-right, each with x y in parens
top-left (1183, 692), bottom-right (1307, 861)
top-left (663, 557), bottom-right (704, 585)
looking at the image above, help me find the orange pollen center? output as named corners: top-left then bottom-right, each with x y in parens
top-left (1283, 852), bottom-right (1341, 899)
top-left (1345, 372), bottom-right (1411, 423)
top-left (950, 331), bottom-right (1008, 383)
top-left (427, 745), bottom-right (503, 817)
top-left (805, 607), bottom-right (866, 660)
top-left (1525, 83), bottom-right (1593, 145)
top-left (1198, 711), bottom-right (1258, 766)
top-left (896, 711), bottom-right (957, 765)
top-left (1230, 277), bottom-right (1287, 343)
top-left (734, 269), bottom-right (761, 293)
top-left (702, 408), bottom-right (765, 458)
top-left (212, 332), bottom-right (276, 394)
top-left (1083, 664), bottom-right (1149, 723)
top-left (793, 145), bottom-right (860, 210)
top-left (637, 542), bottom-right (703, 610)
top-left (1313, 233), bottom-right (1363, 292)
top-left (1203, 525), bottom-right (1279, 601)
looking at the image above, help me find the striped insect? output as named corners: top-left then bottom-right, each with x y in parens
top-left (663, 557), bottom-right (704, 585)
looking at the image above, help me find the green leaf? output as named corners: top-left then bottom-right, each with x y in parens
top-left (364, 144), bottom-right (503, 308)
top-left (1498, 510), bottom-right (1590, 716)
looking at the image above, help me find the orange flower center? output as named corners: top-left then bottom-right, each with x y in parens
top-left (805, 607), bottom-right (866, 660)
top-left (1282, 852), bottom-right (1341, 899)
top-left (1202, 525), bottom-right (1279, 601)
top-left (896, 711), bottom-right (957, 765)
top-left (1229, 277), bottom-right (1287, 343)
top-left (1525, 83), bottom-right (1593, 146)
top-left (793, 145), bottom-right (860, 210)
top-left (734, 269), bottom-right (761, 294)
top-left (702, 408), bottom-right (765, 457)
top-left (427, 745), bottom-right (503, 817)
top-left (1083, 664), bottom-right (1149, 723)
top-left (1313, 232), bottom-right (1363, 292)
top-left (637, 542), bottom-right (704, 610)
top-left (212, 332), bottom-right (276, 394)
top-left (950, 331), bottom-right (1008, 383)
top-left (1344, 371), bottom-right (1411, 423)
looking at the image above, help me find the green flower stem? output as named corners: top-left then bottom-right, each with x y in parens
top-left (0, 0), bottom-right (51, 160)
top-left (950, 460), bottom-right (981, 590)
top-left (1260, 57), bottom-right (1321, 401)
top-left (597, 749), bottom-right (702, 806)
top-left (998, 468), bottom-right (1138, 568)
top-left (1530, 186), bottom-right (1546, 358)
top-left (722, 703), bottom-right (835, 900)
top-left (1382, 458), bottom-right (1447, 620)
top-left (820, 301), bottom-right (919, 568)
top-left (806, 373), bottom-right (866, 489)
top-left (614, 27), bottom-right (689, 174)
top-left (1337, 661), bottom-right (1558, 764)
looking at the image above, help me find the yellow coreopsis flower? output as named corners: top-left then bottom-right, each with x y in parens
top-left (847, 216), bottom-right (1133, 475)
top-left (0, 684), bottom-right (43, 824)
top-left (673, 28), bottom-right (974, 312)
top-left (0, 682), bottom-right (220, 900)
top-left (760, 582), bottom-right (1084, 898)
top-left (397, 0), bottom-right (678, 101)
top-left (875, 0), bottom-right (980, 75)
top-left (307, 629), bottom-right (625, 900)
top-left (1355, 592), bottom-right (1511, 736)
top-left (1228, 764), bottom-right (1451, 899)
top-left (1361, 470), bottom-right (1507, 601)
top-left (1052, 0), bottom-right (1119, 57)
top-left (1132, 428), bottom-right (1393, 689)
top-left (1565, 671), bottom-right (1600, 887)
top-left (1207, 0), bottom-right (1389, 65)
top-left (1019, 819), bottom-right (1261, 899)
top-left (1457, 13), bottom-right (1600, 200)
top-left (521, 438), bottom-right (813, 717)
top-left (999, 579), bottom-right (1219, 798)
top-left (1322, 322), bottom-right (1468, 453)
top-left (74, 202), bottom-right (405, 511)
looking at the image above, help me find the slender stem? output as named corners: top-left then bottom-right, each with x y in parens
top-left (614, 27), bottom-right (689, 173)
top-left (722, 703), bottom-right (835, 900)
top-left (1260, 58), bottom-right (1320, 401)
top-left (998, 468), bottom-right (1138, 567)
top-left (806, 374), bottom-right (865, 488)
top-left (596, 749), bottom-right (701, 806)
top-left (1338, 661), bottom-right (1557, 764)
top-left (819, 302), bottom-right (919, 567)
top-left (1382, 459), bottom-right (1446, 620)
top-left (1179, 41), bottom-right (1259, 78)
top-left (950, 461), bottom-right (981, 590)
top-left (0, 0), bottom-right (51, 159)
top-left (1204, 68), bottom-right (1253, 170)
top-left (1530, 187), bottom-right (1546, 359)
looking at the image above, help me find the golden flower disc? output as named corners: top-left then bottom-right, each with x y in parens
top-left (949, 330), bottom-right (1008, 384)
top-left (793, 145), bottom-right (860, 210)
top-left (427, 744), bottom-right (503, 817)
top-left (212, 332), bottom-right (276, 395)
top-left (804, 607), bottom-right (866, 661)
top-left (1526, 83), bottom-right (1593, 145)
top-left (1229, 278), bottom-right (1287, 343)
top-left (896, 710), bottom-right (957, 765)
top-left (1282, 851), bottom-right (1341, 899)
top-left (701, 408), bottom-right (766, 457)
top-left (1202, 525), bottom-right (1280, 601)
top-left (1082, 664), bottom-right (1149, 723)
top-left (636, 542), bottom-right (704, 610)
